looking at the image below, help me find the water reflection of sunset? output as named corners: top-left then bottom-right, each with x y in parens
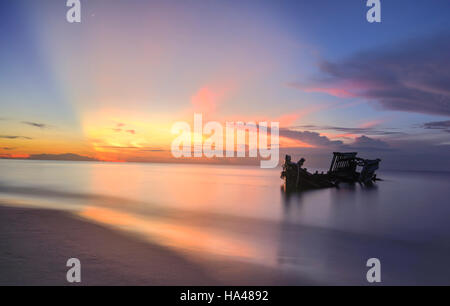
top-left (79, 206), bottom-right (266, 262)
top-left (86, 162), bottom-right (282, 219)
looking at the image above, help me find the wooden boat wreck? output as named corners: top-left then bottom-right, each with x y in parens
top-left (281, 152), bottom-right (381, 191)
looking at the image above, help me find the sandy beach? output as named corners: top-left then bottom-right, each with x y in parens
top-left (0, 204), bottom-right (309, 286)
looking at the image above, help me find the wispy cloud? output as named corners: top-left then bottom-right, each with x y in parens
top-left (22, 121), bottom-right (48, 128)
top-left (98, 145), bottom-right (165, 152)
top-left (190, 83), bottom-right (236, 115)
top-left (423, 120), bottom-right (450, 133)
top-left (0, 135), bottom-right (32, 140)
top-left (291, 124), bottom-right (402, 136)
top-left (139, 149), bottom-right (166, 152)
top-left (110, 123), bottom-right (137, 134)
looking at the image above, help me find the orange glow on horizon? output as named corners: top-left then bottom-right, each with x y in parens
top-left (279, 136), bottom-right (315, 148)
top-left (0, 153), bottom-right (30, 159)
top-left (320, 132), bottom-right (358, 141)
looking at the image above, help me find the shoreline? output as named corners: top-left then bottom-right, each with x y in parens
top-left (0, 204), bottom-right (310, 286)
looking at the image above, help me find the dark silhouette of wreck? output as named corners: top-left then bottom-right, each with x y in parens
top-left (281, 152), bottom-right (381, 191)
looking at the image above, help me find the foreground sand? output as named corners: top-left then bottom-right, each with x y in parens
top-left (0, 205), bottom-right (309, 285)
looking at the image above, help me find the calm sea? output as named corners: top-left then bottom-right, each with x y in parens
top-left (1, 159), bottom-right (450, 285)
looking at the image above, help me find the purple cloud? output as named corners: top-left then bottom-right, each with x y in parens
top-left (292, 124), bottom-right (402, 136)
top-left (423, 120), bottom-right (450, 133)
top-left (279, 128), bottom-right (343, 147)
top-left (348, 135), bottom-right (390, 150)
top-left (292, 33), bottom-right (450, 116)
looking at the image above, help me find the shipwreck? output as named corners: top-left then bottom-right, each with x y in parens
top-left (281, 152), bottom-right (381, 191)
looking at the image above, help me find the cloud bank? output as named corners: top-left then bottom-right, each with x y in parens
top-left (292, 33), bottom-right (450, 116)
top-left (279, 129), bottom-right (343, 147)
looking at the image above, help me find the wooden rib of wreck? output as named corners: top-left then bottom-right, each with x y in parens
top-left (281, 152), bottom-right (381, 191)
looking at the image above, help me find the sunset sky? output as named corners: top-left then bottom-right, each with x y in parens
top-left (1, 0), bottom-right (449, 170)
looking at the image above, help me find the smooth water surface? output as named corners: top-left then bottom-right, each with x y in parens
top-left (1, 159), bottom-right (450, 284)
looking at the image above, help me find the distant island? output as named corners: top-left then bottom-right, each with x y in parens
top-left (1, 153), bottom-right (99, 162)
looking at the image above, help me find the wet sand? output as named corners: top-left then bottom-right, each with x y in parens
top-left (0, 205), bottom-right (310, 286)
